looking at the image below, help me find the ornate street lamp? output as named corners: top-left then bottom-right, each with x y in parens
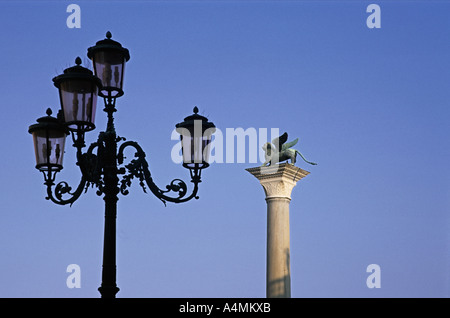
top-left (28, 32), bottom-right (215, 298)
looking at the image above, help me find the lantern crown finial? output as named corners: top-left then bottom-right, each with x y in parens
top-left (46, 108), bottom-right (52, 116)
top-left (106, 31), bottom-right (112, 39)
top-left (193, 106), bottom-right (199, 114)
top-left (75, 57), bottom-right (82, 66)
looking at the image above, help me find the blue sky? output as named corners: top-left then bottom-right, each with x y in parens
top-left (0, 0), bottom-right (449, 297)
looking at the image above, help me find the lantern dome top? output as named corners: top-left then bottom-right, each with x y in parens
top-left (28, 108), bottom-right (68, 135)
top-left (87, 31), bottom-right (130, 62)
top-left (176, 106), bottom-right (216, 132)
top-left (52, 57), bottom-right (101, 88)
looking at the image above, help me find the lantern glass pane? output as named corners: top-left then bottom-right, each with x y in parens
top-left (180, 134), bottom-right (193, 165)
top-left (202, 135), bottom-right (213, 164)
top-left (32, 129), bottom-right (66, 171)
top-left (193, 135), bottom-right (204, 164)
top-left (179, 128), bottom-right (212, 167)
top-left (93, 51), bottom-right (125, 96)
top-left (59, 80), bottom-right (98, 131)
top-left (202, 127), bottom-right (214, 164)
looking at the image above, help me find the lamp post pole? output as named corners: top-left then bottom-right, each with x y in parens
top-left (28, 32), bottom-right (215, 298)
top-left (98, 98), bottom-right (120, 298)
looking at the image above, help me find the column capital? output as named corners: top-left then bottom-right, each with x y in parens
top-left (246, 163), bottom-right (310, 200)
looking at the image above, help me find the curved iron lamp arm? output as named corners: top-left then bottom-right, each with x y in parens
top-left (117, 140), bottom-right (200, 206)
top-left (44, 139), bottom-right (102, 206)
top-left (44, 176), bottom-right (88, 206)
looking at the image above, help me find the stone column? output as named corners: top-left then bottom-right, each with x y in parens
top-left (246, 163), bottom-right (310, 298)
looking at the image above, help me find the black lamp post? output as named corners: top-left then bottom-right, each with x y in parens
top-left (28, 32), bottom-right (215, 298)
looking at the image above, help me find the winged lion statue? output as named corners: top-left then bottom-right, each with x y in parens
top-left (261, 132), bottom-right (317, 167)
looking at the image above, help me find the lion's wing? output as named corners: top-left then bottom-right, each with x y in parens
top-left (281, 138), bottom-right (298, 151)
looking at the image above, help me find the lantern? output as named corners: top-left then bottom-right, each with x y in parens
top-left (52, 57), bottom-right (102, 132)
top-left (176, 107), bottom-right (216, 170)
top-left (87, 31), bottom-right (130, 98)
top-left (28, 108), bottom-right (69, 172)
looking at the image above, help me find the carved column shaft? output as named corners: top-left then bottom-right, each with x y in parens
top-left (246, 163), bottom-right (309, 298)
